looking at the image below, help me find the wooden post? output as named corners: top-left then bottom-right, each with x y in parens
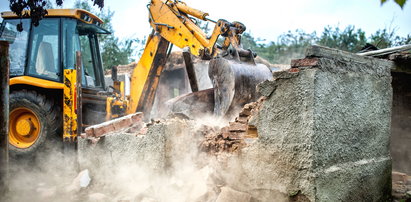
top-left (0, 41), bottom-right (10, 195)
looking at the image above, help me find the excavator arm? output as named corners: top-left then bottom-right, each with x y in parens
top-left (125, 0), bottom-right (271, 118)
top-left (126, 0), bottom-right (236, 115)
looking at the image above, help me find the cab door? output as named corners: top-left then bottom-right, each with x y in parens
top-left (63, 19), bottom-right (110, 126)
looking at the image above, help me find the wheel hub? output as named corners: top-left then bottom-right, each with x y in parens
top-left (9, 107), bottom-right (41, 149)
top-left (15, 117), bottom-right (35, 136)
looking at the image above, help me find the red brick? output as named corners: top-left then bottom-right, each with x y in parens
top-left (229, 122), bottom-right (247, 132)
top-left (228, 132), bottom-right (245, 140)
top-left (221, 126), bottom-right (230, 134)
top-left (288, 68), bottom-right (300, 73)
top-left (131, 112), bottom-right (143, 123)
top-left (112, 117), bottom-right (132, 131)
top-left (290, 58), bottom-right (319, 68)
top-left (239, 109), bottom-right (251, 116)
top-left (235, 116), bottom-right (248, 124)
top-left (85, 127), bottom-right (94, 137)
top-left (80, 133), bottom-right (87, 139)
top-left (92, 122), bottom-right (115, 137)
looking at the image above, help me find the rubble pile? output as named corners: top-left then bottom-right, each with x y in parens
top-left (200, 97), bottom-right (265, 155)
top-left (392, 171), bottom-right (411, 201)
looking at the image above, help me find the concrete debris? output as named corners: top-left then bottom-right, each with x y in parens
top-left (166, 88), bottom-right (215, 119)
top-left (79, 169), bottom-right (91, 187)
top-left (393, 171), bottom-right (408, 184)
top-left (65, 169), bottom-right (91, 193)
top-left (215, 187), bottom-right (251, 202)
top-left (126, 119), bottom-right (163, 135)
top-left (392, 171), bottom-right (411, 200)
top-left (256, 80), bottom-right (277, 97)
top-left (146, 119), bottom-right (163, 127)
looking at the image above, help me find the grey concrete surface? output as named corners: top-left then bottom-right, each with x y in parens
top-left (220, 46), bottom-right (393, 201)
top-left (78, 118), bottom-right (196, 179)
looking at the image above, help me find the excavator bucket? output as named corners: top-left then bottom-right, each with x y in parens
top-left (168, 57), bottom-right (272, 119)
top-left (209, 58), bottom-right (272, 117)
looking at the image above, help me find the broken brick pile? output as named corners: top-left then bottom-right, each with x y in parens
top-left (392, 171), bottom-right (411, 201)
top-left (199, 97), bottom-right (265, 155)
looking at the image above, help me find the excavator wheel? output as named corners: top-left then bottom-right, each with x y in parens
top-left (9, 90), bottom-right (62, 157)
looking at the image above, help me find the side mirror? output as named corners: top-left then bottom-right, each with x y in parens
top-left (111, 65), bottom-right (118, 82)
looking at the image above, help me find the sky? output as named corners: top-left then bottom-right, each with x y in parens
top-left (0, 0), bottom-right (410, 43)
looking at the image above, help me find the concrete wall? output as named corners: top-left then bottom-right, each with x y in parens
top-left (81, 46), bottom-right (394, 202)
top-left (78, 118), bottom-right (200, 181)
top-left (219, 45), bottom-right (393, 201)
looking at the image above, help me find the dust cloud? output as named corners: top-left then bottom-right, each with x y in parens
top-left (3, 118), bottom-right (250, 202)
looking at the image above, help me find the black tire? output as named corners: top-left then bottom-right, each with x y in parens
top-left (9, 90), bottom-right (62, 157)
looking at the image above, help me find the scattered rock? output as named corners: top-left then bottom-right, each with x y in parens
top-left (65, 169), bottom-right (91, 193)
top-left (393, 171), bottom-right (408, 184)
top-left (392, 171), bottom-right (411, 200)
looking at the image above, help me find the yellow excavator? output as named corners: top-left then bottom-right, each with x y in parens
top-left (0, 0), bottom-right (272, 156)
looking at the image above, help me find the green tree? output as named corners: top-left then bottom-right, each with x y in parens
top-left (317, 25), bottom-right (367, 52)
top-left (369, 28), bottom-right (411, 48)
top-left (243, 25), bottom-right (410, 65)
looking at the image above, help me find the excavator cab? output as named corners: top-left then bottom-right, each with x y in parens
top-left (1, 11), bottom-right (109, 88)
top-left (0, 9), bottom-right (110, 156)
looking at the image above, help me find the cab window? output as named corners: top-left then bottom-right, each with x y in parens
top-left (79, 34), bottom-right (99, 87)
top-left (27, 18), bottom-right (60, 81)
top-left (63, 19), bottom-right (106, 88)
top-left (0, 19), bottom-right (30, 76)
top-left (62, 18), bottom-right (81, 70)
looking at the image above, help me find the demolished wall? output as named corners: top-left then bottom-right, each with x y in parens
top-left (80, 45), bottom-right (394, 202)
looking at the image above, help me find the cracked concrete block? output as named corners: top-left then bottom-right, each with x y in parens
top-left (219, 46), bottom-right (393, 201)
top-left (256, 80), bottom-right (276, 97)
